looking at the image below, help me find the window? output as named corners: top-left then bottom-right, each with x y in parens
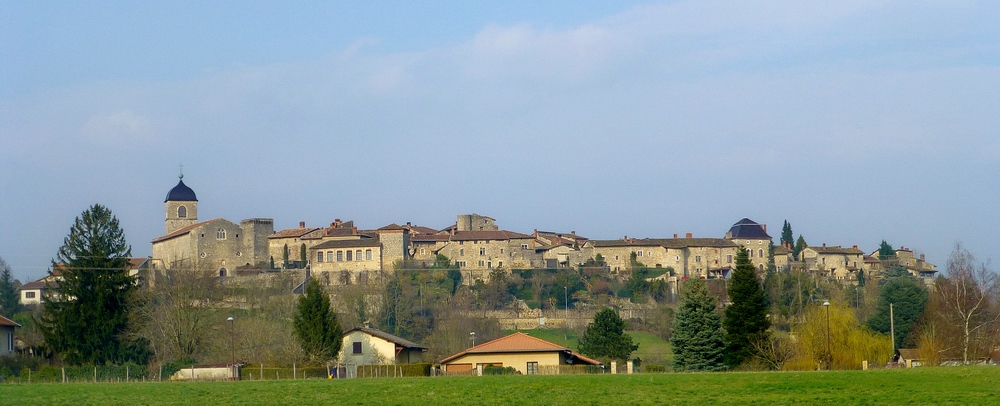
top-left (478, 260), bottom-right (485, 267)
top-left (217, 228), bottom-right (226, 239)
top-left (695, 255), bottom-right (702, 262)
top-left (353, 342), bottom-right (362, 355)
top-left (25, 291), bottom-right (36, 299)
top-left (498, 261), bottom-right (503, 268)
top-left (420, 248), bottom-right (426, 255)
top-left (337, 251), bottom-right (343, 261)
top-left (177, 205), bottom-right (187, 218)
top-left (480, 248), bottom-right (486, 256)
top-left (615, 255), bottom-right (619, 261)
top-left (526, 362), bottom-right (538, 375)
top-left (822, 258), bottom-right (826, 264)
top-left (356, 250), bottom-right (362, 261)
top-left (366, 249), bottom-right (373, 261)
top-left (749, 249), bottom-right (753, 258)
top-left (637, 251), bottom-right (643, 257)
top-left (346, 250), bottom-right (353, 261)
top-left (460, 241), bottom-right (464, 245)
top-left (327, 252), bottom-right (334, 262)
top-left (6, 332), bottom-right (12, 352)
top-left (500, 248), bottom-right (504, 254)
top-left (460, 249), bottom-right (465, 256)
top-left (487, 261), bottom-right (492, 269)
top-left (317, 252), bottom-right (324, 262)
top-left (759, 249), bottom-right (764, 258)
top-left (727, 255), bottom-right (733, 263)
top-left (675, 256), bottom-right (680, 262)
top-left (456, 261), bottom-right (467, 267)
top-left (521, 244), bottom-right (529, 249)
top-left (219, 268), bottom-right (227, 277)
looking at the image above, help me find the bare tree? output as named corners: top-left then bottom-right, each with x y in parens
top-left (137, 269), bottom-right (224, 363)
top-left (936, 243), bottom-right (1000, 364)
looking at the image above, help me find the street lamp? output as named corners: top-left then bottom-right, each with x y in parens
top-left (564, 286), bottom-right (569, 319)
top-left (822, 301), bottom-right (831, 369)
top-left (470, 332), bottom-right (476, 347)
top-left (227, 316), bottom-right (235, 380)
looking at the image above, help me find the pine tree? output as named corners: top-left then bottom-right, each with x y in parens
top-left (780, 221), bottom-right (794, 247)
top-left (723, 248), bottom-right (771, 368)
top-left (293, 279), bottom-right (343, 361)
top-left (671, 279), bottom-right (726, 371)
top-left (39, 204), bottom-right (147, 365)
top-left (578, 308), bottom-right (638, 362)
top-left (878, 240), bottom-right (896, 259)
top-left (0, 257), bottom-right (20, 315)
top-left (793, 235), bottom-right (808, 260)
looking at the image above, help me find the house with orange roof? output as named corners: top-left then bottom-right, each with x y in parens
top-left (440, 332), bottom-right (601, 375)
top-left (1, 315), bottom-right (20, 356)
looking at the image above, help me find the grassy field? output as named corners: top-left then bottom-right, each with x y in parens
top-left (512, 328), bottom-right (674, 366)
top-left (2, 367), bottom-right (997, 405)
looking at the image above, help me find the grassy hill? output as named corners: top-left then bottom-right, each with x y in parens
top-left (2, 367), bottom-right (997, 405)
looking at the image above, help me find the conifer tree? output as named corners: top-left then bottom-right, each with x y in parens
top-left (0, 257), bottom-right (19, 315)
top-left (578, 308), bottom-right (637, 362)
top-left (293, 278), bottom-right (343, 361)
top-left (724, 248), bottom-right (771, 368)
top-left (780, 221), bottom-right (794, 247)
top-left (671, 279), bottom-right (726, 371)
top-left (793, 235), bottom-right (808, 260)
top-left (39, 204), bottom-right (147, 365)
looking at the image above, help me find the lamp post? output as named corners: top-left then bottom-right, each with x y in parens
top-left (564, 286), bottom-right (568, 319)
top-left (227, 316), bottom-right (235, 380)
top-left (823, 301), bottom-right (831, 369)
top-left (470, 332), bottom-right (476, 347)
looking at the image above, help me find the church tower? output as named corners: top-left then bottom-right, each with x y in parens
top-left (165, 174), bottom-right (198, 234)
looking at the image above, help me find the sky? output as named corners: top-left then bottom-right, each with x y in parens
top-left (2, 0), bottom-right (998, 283)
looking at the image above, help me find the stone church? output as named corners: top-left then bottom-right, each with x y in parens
top-left (151, 176), bottom-right (273, 275)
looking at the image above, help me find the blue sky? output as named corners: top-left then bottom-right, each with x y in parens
top-left (2, 1), bottom-right (998, 282)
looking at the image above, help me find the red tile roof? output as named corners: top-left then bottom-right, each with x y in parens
top-left (450, 230), bottom-right (534, 241)
top-left (269, 227), bottom-right (322, 239)
top-left (440, 332), bottom-right (601, 365)
top-left (0, 315), bottom-right (20, 327)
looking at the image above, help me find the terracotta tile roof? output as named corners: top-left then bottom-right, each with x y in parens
top-left (593, 238), bottom-right (737, 249)
top-left (151, 218), bottom-right (223, 243)
top-left (440, 332), bottom-right (602, 365)
top-left (450, 230), bottom-right (534, 241)
top-left (407, 225), bottom-right (439, 235)
top-left (128, 258), bottom-right (148, 269)
top-left (898, 348), bottom-right (920, 360)
top-left (806, 246), bottom-right (864, 255)
top-left (269, 227), bottom-right (323, 239)
top-left (0, 315), bottom-right (20, 327)
top-left (411, 234), bottom-right (451, 242)
top-left (347, 327), bottom-right (426, 350)
top-left (311, 239), bottom-right (381, 249)
top-left (378, 223), bottom-right (406, 231)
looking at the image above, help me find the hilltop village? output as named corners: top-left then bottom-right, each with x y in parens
top-left (148, 176), bottom-right (937, 286)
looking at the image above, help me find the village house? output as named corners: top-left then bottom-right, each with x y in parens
top-left (440, 332), bottom-right (601, 375)
top-left (800, 244), bottom-right (865, 281)
top-left (1, 315), bottom-right (19, 357)
top-left (17, 258), bottom-right (149, 305)
top-left (724, 218), bottom-right (773, 272)
top-left (587, 234), bottom-right (740, 279)
top-left (338, 326), bottom-right (427, 371)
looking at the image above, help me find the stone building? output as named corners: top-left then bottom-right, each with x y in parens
top-left (724, 218), bottom-right (773, 272)
top-left (587, 234), bottom-right (740, 279)
top-left (151, 176), bottom-right (273, 274)
top-left (800, 244), bottom-right (864, 281)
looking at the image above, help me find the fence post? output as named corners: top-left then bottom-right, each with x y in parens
top-left (159, 364), bottom-right (163, 382)
top-left (293, 362), bottom-right (296, 379)
top-left (62, 367), bottom-right (66, 383)
top-left (95, 366), bottom-right (97, 382)
top-left (260, 364), bottom-right (263, 380)
top-left (126, 365), bottom-right (130, 382)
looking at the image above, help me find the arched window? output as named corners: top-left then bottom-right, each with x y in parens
top-left (219, 268), bottom-right (227, 277)
top-left (759, 249), bottom-right (764, 258)
top-left (178, 205), bottom-right (187, 218)
top-left (217, 228), bottom-right (226, 239)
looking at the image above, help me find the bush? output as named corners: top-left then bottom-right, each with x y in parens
top-left (482, 364), bottom-right (519, 375)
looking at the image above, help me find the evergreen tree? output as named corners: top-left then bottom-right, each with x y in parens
top-left (857, 270), bottom-right (866, 287)
top-left (671, 279), bottom-right (726, 371)
top-left (0, 257), bottom-right (20, 315)
top-left (578, 308), bottom-right (637, 362)
top-left (793, 235), bottom-right (808, 260)
top-left (300, 243), bottom-right (307, 264)
top-left (867, 273), bottom-right (927, 349)
top-left (878, 240), bottom-right (896, 259)
top-left (39, 204), bottom-right (147, 365)
top-left (780, 221), bottom-right (794, 247)
top-left (282, 244), bottom-right (290, 266)
top-left (293, 278), bottom-right (343, 361)
top-left (723, 248), bottom-right (771, 368)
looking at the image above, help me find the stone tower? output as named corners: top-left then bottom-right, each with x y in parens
top-left (165, 174), bottom-right (198, 234)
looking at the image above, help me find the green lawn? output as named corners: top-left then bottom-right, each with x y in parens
top-left (2, 367), bottom-right (998, 405)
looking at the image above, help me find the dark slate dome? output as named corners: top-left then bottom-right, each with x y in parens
top-left (728, 218), bottom-right (771, 239)
top-left (165, 179), bottom-right (198, 202)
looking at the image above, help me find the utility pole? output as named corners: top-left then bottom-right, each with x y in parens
top-left (889, 303), bottom-right (895, 354)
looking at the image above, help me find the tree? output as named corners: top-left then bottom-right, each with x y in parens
top-left (137, 269), bottom-right (223, 364)
top-left (293, 279), bottom-right (342, 362)
top-left (671, 279), bottom-right (726, 371)
top-left (878, 240), bottom-right (895, 259)
top-left (724, 248), bottom-right (771, 368)
top-left (0, 256), bottom-right (20, 315)
top-left (934, 244), bottom-right (999, 364)
top-left (578, 308), bottom-right (637, 362)
top-left (282, 244), bottom-right (289, 266)
top-left (780, 221), bottom-right (794, 248)
top-left (300, 243), bottom-right (307, 264)
top-left (38, 204), bottom-right (148, 365)
top-left (866, 272), bottom-right (928, 350)
top-left (793, 235), bottom-right (807, 260)
top-left (785, 303), bottom-right (892, 370)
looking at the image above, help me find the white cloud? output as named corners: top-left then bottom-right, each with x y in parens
top-left (79, 110), bottom-right (155, 145)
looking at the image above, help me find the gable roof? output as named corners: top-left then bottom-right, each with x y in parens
top-left (727, 218), bottom-right (772, 240)
top-left (0, 315), bottom-right (20, 327)
top-left (269, 227), bottom-right (323, 239)
top-left (311, 239), bottom-right (381, 249)
top-left (450, 230), bottom-right (534, 241)
top-left (592, 238), bottom-right (737, 249)
top-left (346, 327), bottom-right (426, 350)
top-left (151, 218), bottom-right (225, 243)
top-left (440, 332), bottom-right (601, 365)
top-left (805, 246), bottom-right (864, 255)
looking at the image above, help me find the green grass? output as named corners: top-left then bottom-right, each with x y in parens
top-left (2, 367), bottom-right (998, 405)
top-left (510, 328), bottom-right (674, 366)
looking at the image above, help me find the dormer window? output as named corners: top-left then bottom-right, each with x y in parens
top-left (217, 228), bottom-right (226, 239)
top-left (178, 205), bottom-right (187, 218)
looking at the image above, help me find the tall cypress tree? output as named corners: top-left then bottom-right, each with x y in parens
top-left (793, 235), bottom-right (807, 260)
top-left (39, 204), bottom-right (146, 365)
top-left (780, 221), bottom-right (794, 247)
top-left (294, 279), bottom-right (343, 361)
top-left (671, 279), bottom-right (726, 371)
top-left (0, 257), bottom-right (20, 315)
top-left (723, 248), bottom-right (771, 368)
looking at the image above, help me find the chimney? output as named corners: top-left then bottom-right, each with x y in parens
top-left (299, 221), bottom-right (305, 228)
top-left (534, 229), bottom-right (538, 238)
top-left (853, 245), bottom-right (858, 250)
top-left (686, 232), bottom-right (693, 239)
top-left (629, 237), bottom-right (634, 243)
top-left (571, 230), bottom-right (575, 235)
top-left (822, 243), bottom-right (826, 248)
top-left (406, 222), bottom-right (412, 227)
top-left (763, 224), bottom-right (767, 233)
top-left (352, 226), bottom-right (357, 234)
top-left (920, 254), bottom-right (925, 261)
top-left (334, 219), bottom-right (342, 228)
top-left (673, 234), bottom-right (678, 239)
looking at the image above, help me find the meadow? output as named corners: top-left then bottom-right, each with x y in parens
top-left (2, 366), bottom-right (997, 405)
